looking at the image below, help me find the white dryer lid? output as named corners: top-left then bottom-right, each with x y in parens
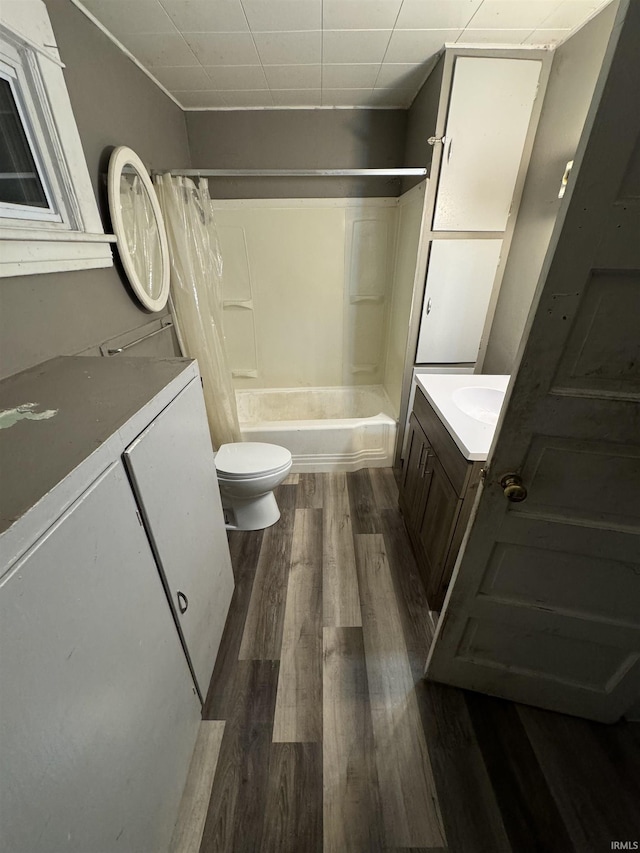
top-left (215, 442), bottom-right (292, 478)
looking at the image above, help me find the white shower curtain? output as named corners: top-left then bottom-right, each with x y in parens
top-left (155, 174), bottom-right (240, 448)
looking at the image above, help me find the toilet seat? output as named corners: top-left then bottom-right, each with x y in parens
top-left (215, 442), bottom-right (292, 480)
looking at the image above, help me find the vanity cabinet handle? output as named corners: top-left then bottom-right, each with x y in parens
top-left (426, 297), bottom-right (432, 316)
top-left (177, 590), bottom-right (189, 614)
top-left (420, 450), bottom-right (431, 478)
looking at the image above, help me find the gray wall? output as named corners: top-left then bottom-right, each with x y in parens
top-left (0, 0), bottom-right (190, 380)
top-left (402, 55), bottom-right (445, 192)
top-left (186, 108), bottom-right (407, 198)
top-left (483, 3), bottom-right (618, 374)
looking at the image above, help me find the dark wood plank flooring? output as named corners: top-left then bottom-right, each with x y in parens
top-left (200, 470), bottom-right (640, 853)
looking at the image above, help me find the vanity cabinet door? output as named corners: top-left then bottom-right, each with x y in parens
top-left (400, 413), bottom-right (431, 528)
top-left (0, 462), bottom-right (201, 853)
top-left (416, 453), bottom-right (462, 610)
top-left (124, 377), bottom-right (234, 701)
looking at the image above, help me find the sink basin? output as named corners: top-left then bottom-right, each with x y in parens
top-left (451, 386), bottom-right (505, 425)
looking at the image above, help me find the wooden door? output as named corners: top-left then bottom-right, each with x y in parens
top-left (426, 0), bottom-right (640, 723)
top-left (0, 462), bottom-right (201, 853)
top-left (432, 56), bottom-right (542, 232)
top-left (125, 378), bottom-right (234, 701)
top-left (416, 239), bottom-right (502, 363)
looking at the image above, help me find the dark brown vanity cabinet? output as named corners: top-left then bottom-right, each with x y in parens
top-left (400, 387), bottom-right (483, 611)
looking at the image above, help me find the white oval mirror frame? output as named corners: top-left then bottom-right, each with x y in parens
top-left (107, 146), bottom-right (170, 312)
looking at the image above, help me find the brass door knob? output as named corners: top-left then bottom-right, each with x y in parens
top-left (500, 473), bottom-right (527, 502)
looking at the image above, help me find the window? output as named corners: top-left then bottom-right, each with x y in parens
top-left (0, 0), bottom-right (114, 277)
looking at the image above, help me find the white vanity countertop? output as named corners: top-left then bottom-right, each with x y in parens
top-left (415, 373), bottom-right (510, 461)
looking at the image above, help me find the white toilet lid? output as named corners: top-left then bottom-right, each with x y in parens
top-left (215, 442), bottom-right (292, 479)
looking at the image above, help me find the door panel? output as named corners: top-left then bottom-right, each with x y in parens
top-left (125, 378), bottom-right (234, 701)
top-left (0, 462), bottom-right (201, 853)
top-left (416, 239), bottom-right (502, 363)
top-left (432, 56), bottom-right (542, 232)
top-left (426, 1), bottom-right (640, 722)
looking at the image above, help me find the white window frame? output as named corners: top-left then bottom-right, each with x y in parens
top-left (0, 0), bottom-right (114, 277)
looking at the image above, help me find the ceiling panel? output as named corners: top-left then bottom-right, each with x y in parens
top-left (205, 65), bottom-right (269, 90)
top-left (263, 64), bottom-right (322, 90)
top-left (395, 1), bottom-right (483, 29)
top-left (322, 64), bottom-right (382, 89)
top-left (242, 0), bottom-right (322, 32)
top-left (160, 1), bottom-right (249, 32)
top-left (253, 30), bottom-right (322, 64)
top-left (75, 0), bottom-right (614, 109)
top-left (118, 31), bottom-right (199, 66)
top-left (322, 0), bottom-right (403, 31)
top-left (466, 1), bottom-right (561, 29)
top-left (322, 29), bottom-right (393, 64)
top-left (150, 65), bottom-right (214, 90)
top-left (183, 32), bottom-right (260, 65)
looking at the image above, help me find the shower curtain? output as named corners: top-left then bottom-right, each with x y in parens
top-left (155, 174), bottom-right (240, 448)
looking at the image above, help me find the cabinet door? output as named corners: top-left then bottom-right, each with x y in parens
top-left (416, 239), bottom-right (502, 363)
top-left (124, 378), bottom-right (234, 701)
top-left (400, 413), bottom-right (431, 527)
top-left (432, 56), bottom-right (542, 232)
top-left (416, 453), bottom-right (462, 610)
top-left (0, 462), bottom-right (201, 853)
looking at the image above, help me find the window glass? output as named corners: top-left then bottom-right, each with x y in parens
top-left (0, 76), bottom-right (49, 209)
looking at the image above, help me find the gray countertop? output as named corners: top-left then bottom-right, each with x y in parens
top-left (0, 356), bottom-right (194, 537)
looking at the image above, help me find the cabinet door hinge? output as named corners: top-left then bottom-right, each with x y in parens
top-left (136, 510), bottom-right (143, 527)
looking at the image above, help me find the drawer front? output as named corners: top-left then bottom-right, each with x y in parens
top-left (414, 387), bottom-right (469, 494)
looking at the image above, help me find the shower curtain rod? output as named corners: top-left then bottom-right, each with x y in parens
top-left (155, 168), bottom-right (427, 178)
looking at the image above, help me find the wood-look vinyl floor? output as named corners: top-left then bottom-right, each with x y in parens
top-left (198, 470), bottom-right (640, 853)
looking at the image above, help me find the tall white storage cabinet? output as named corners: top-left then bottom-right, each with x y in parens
top-left (415, 50), bottom-right (547, 367)
top-left (0, 356), bottom-right (234, 853)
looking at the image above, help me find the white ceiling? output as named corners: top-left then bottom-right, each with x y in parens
top-left (76, 0), bottom-right (613, 109)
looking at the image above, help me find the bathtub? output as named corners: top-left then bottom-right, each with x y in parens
top-left (235, 385), bottom-right (397, 473)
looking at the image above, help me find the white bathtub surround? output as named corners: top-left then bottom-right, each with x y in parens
top-left (236, 385), bottom-right (397, 473)
top-left (212, 187), bottom-right (426, 402)
top-left (415, 374), bottom-right (510, 461)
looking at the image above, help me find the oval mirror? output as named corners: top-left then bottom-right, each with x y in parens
top-left (108, 146), bottom-right (170, 312)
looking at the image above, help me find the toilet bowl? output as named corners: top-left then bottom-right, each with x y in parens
top-left (215, 442), bottom-right (292, 531)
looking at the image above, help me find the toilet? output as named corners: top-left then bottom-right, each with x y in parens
top-left (215, 442), bottom-right (293, 531)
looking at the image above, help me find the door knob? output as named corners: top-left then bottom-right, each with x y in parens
top-left (500, 473), bottom-right (527, 502)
